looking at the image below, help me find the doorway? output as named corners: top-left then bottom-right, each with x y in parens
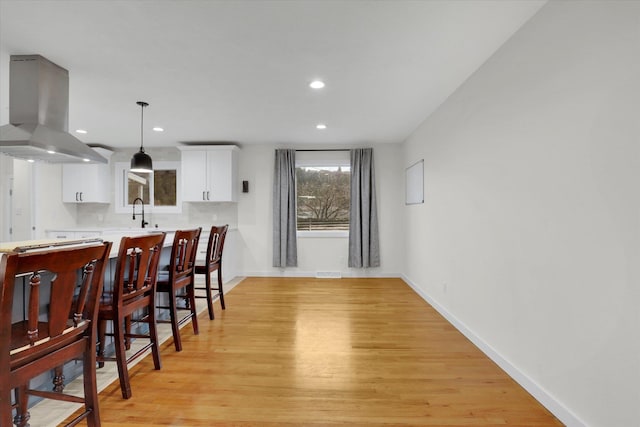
top-left (8, 158), bottom-right (35, 241)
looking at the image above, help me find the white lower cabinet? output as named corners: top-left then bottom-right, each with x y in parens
top-left (46, 230), bottom-right (102, 239)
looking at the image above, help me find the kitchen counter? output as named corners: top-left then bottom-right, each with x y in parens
top-left (0, 238), bottom-right (101, 253)
top-left (42, 226), bottom-right (237, 279)
top-left (46, 227), bottom-right (177, 233)
top-left (1, 231), bottom-right (173, 259)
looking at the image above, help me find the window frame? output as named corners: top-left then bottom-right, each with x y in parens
top-left (114, 161), bottom-right (182, 214)
top-left (295, 151), bottom-right (350, 238)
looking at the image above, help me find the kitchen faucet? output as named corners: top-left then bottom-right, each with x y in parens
top-left (132, 197), bottom-right (148, 228)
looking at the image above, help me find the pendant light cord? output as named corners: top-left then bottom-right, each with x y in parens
top-left (137, 101), bottom-right (149, 152)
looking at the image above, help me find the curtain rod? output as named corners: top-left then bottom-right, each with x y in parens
top-left (295, 149), bottom-right (350, 152)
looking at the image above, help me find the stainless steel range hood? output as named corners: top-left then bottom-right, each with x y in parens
top-left (0, 55), bottom-right (107, 163)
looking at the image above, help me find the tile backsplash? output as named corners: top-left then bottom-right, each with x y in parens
top-left (76, 201), bottom-right (238, 230)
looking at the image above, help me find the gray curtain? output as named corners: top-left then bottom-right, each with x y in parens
top-left (273, 149), bottom-right (298, 267)
top-left (349, 148), bottom-right (380, 268)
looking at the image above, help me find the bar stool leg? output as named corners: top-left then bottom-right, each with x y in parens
top-left (168, 288), bottom-right (183, 352)
top-left (13, 386), bottom-right (30, 427)
top-left (218, 267), bottom-right (225, 310)
top-left (97, 317), bottom-right (107, 369)
top-left (53, 366), bottom-right (65, 392)
top-left (114, 316), bottom-right (132, 399)
top-left (205, 271), bottom-right (214, 320)
top-left (188, 280), bottom-right (199, 335)
top-left (148, 306), bottom-right (162, 370)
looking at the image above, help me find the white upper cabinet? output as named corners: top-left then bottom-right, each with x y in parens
top-left (179, 146), bottom-right (239, 202)
top-left (62, 148), bottom-right (112, 203)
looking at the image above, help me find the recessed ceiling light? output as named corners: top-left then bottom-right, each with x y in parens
top-left (27, 159), bottom-right (35, 163)
top-left (153, 127), bottom-right (164, 132)
top-left (75, 129), bottom-right (87, 134)
top-left (316, 123), bottom-right (327, 130)
top-left (47, 150), bottom-right (56, 154)
top-left (309, 80), bottom-right (325, 89)
top-left (82, 158), bottom-right (90, 162)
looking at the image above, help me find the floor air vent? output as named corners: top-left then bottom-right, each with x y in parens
top-left (315, 271), bottom-right (342, 279)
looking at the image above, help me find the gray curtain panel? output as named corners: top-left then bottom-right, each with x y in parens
top-left (349, 148), bottom-right (380, 268)
top-left (273, 149), bottom-right (298, 267)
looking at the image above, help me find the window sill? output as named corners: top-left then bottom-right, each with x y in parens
top-left (297, 230), bottom-right (349, 238)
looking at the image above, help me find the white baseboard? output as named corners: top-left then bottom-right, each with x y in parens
top-left (401, 274), bottom-right (585, 427)
top-left (242, 270), bottom-right (402, 278)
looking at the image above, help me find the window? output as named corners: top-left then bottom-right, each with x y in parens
top-left (115, 161), bottom-right (181, 214)
top-left (296, 151), bottom-right (350, 232)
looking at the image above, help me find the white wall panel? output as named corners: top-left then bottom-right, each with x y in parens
top-left (402, 2), bottom-right (640, 425)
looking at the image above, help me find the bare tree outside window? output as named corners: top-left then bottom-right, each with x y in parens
top-left (296, 165), bottom-right (350, 231)
top-left (127, 169), bottom-right (176, 206)
top-left (153, 170), bottom-right (177, 206)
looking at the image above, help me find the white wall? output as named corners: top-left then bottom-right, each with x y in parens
top-left (0, 48), bottom-right (13, 241)
top-left (402, 1), bottom-right (640, 426)
top-left (0, 154), bottom-right (13, 241)
top-left (0, 157), bottom-right (76, 241)
top-left (10, 159), bottom-right (34, 240)
top-left (73, 142), bottom-right (405, 281)
top-left (33, 162), bottom-right (77, 235)
top-left (237, 143), bottom-right (404, 277)
top-left (0, 48), bottom-right (8, 126)
top-left (5, 142), bottom-right (404, 278)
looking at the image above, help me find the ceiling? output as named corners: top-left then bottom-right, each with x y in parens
top-left (0, 0), bottom-right (545, 150)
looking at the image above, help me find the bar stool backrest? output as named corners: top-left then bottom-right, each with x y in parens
top-left (206, 225), bottom-right (228, 268)
top-left (0, 241), bottom-right (111, 426)
top-left (168, 228), bottom-right (201, 282)
top-left (113, 233), bottom-right (166, 303)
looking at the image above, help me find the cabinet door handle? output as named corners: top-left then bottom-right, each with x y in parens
top-left (207, 191), bottom-right (210, 200)
top-left (203, 191), bottom-right (206, 201)
top-left (79, 192), bottom-right (83, 202)
top-left (75, 192), bottom-right (79, 201)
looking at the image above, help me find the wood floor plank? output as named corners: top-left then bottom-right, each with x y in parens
top-left (65, 277), bottom-right (562, 426)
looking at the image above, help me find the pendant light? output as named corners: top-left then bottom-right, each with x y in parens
top-left (130, 101), bottom-right (153, 173)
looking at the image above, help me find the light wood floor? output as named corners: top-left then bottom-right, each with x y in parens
top-left (65, 277), bottom-right (561, 426)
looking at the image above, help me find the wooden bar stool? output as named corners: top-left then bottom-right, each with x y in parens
top-left (156, 228), bottom-right (201, 352)
top-left (96, 233), bottom-right (166, 399)
top-left (0, 242), bottom-right (111, 427)
top-left (194, 225), bottom-right (229, 320)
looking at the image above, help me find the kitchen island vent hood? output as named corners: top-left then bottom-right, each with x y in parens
top-left (0, 55), bottom-right (107, 163)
